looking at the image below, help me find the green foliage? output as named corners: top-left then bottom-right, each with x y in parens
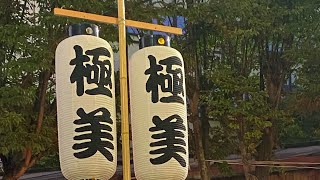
top-left (214, 161), bottom-right (233, 177)
top-left (279, 11), bottom-right (320, 145)
top-left (279, 112), bottom-right (320, 145)
top-left (0, 0), bottom-right (124, 177)
top-left (0, 3), bottom-right (59, 177)
top-left (176, 0), bottom-right (320, 163)
top-left (203, 65), bottom-right (275, 156)
top-left (31, 153), bottom-right (60, 171)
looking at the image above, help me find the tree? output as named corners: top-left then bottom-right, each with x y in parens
top-left (0, 1), bottom-right (58, 179)
top-left (0, 0), bottom-right (118, 179)
top-left (173, 19), bottom-right (210, 180)
top-left (204, 65), bottom-right (276, 180)
top-left (176, 0), bottom-right (320, 179)
top-left (280, 6), bottom-right (320, 145)
top-left (253, 1), bottom-right (320, 178)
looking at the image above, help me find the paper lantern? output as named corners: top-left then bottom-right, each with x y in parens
top-left (129, 46), bottom-right (188, 180)
top-left (55, 35), bottom-right (116, 180)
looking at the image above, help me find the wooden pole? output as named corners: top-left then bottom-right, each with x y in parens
top-left (117, 0), bottom-right (131, 179)
top-left (54, 8), bottom-right (183, 35)
top-left (54, 6), bottom-right (183, 180)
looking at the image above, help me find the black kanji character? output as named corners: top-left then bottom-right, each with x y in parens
top-left (85, 47), bottom-right (112, 96)
top-left (145, 55), bottom-right (163, 103)
top-left (149, 114), bottom-right (186, 167)
top-left (73, 108), bottom-right (114, 161)
top-left (70, 45), bottom-right (90, 96)
top-left (70, 45), bottom-right (112, 97)
top-left (145, 55), bottom-right (184, 104)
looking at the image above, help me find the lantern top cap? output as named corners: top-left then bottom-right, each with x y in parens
top-left (139, 34), bottom-right (170, 49)
top-left (68, 23), bottom-right (100, 37)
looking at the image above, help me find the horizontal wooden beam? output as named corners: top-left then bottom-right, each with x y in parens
top-left (54, 8), bottom-right (183, 35)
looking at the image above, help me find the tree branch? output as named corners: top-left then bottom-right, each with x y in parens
top-left (35, 70), bottom-right (51, 134)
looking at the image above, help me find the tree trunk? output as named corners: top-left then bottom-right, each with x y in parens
top-left (193, 119), bottom-right (209, 180)
top-left (1, 149), bottom-right (32, 180)
top-left (255, 63), bottom-right (284, 179)
top-left (1, 155), bottom-right (14, 180)
top-left (240, 143), bottom-right (251, 180)
top-left (1, 70), bottom-right (51, 180)
top-left (2, 175), bottom-right (17, 180)
top-left (34, 70), bottom-right (51, 133)
top-left (2, 168), bottom-right (28, 180)
top-left (200, 104), bottom-right (210, 157)
top-left (1, 166), bottom-right (16, 180)
top-left (238, 114), bottom-right (256, 180)
top-left (190, 91), bottom-right (209, 180)
top-left (239, 141), bottom-right (257, 180)
top-left (255, 128), bottom-right (274, 180)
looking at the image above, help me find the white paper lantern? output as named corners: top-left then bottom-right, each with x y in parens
top-left (129, 46), bottom-right (188, 180)
top-left (55, 35), bottom-right (116, 180)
